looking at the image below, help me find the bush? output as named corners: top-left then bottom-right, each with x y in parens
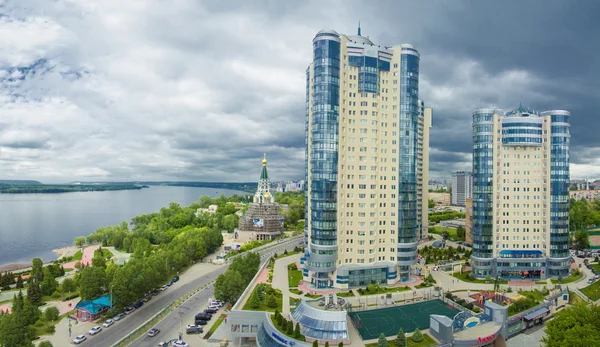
top-left (473, 306), bottom-right (480, 313)
top-left (312, 341), bottom-right (318, 347)
top-left (412, 328), bottom-right (423, 343)
top-left (44, 306), bottom-right (60, 322)
top-left (395, 328), bottom-right (407, 347)
top-left (45, 324), bottom-right (56, 333)
top-left (445, 293), bottom-right (453, 299)
top-left (39, 342), bottom-right (53, 347)
top-left (267, 295), bottom-right (277, 308)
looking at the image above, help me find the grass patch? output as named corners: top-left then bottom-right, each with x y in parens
top-left (336, 291), bottom-right (355, 297)
top-left (289, 297), bottom-right (301, 306)
top-left (569, 290), bottom-right (585, 305)
top-left (289, 288), bottom-right (303, 295)
top-left (365, 333), bottom-right (437, 347)
top-left (97, 248), bottom-right (113, 259)
top-left (429, 226), bottom-right (464, 242)
top-left (32, 310), bottom-right (74, 337)
top-left (591, 264), bottom-right (600, 272)
top-left (536, 281), bottom-right (548, 285)
top-left (581, 277), bottom-right (600, 301)
top-left (72, 250), bottom-right (82, 261)
top-left (517, 290), bottom-right (546, 302)
top-left (451, 271), bottom-right (508, 284)
top-left (287, 264), bottom-right (303, 288)
top-left (275, 250), bottom-right (302, 260)
top-left (242, 284), bottom-right (283, 312)
top-left (305, 293), bottom-right (321, 299)
top-left (552, 271), bottom-right (583, 284)
top-left (208, 314), bottom-right (226, 334)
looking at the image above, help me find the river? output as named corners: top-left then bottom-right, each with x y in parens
top-left (0, 186), bottom-right (249, 266)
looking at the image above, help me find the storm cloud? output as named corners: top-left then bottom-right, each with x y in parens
top-left (0, 0), bottom-right (598, 182)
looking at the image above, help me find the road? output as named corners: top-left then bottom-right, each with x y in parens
top-left (74, 237), bottom-right (303, 347)
top-left (129, 239), bottom-right (301, 347)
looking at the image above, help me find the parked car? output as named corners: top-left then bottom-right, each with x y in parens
top-left (172, 341), bottom-right (189, 347)
top-left (207, 305), bottom-right (219, 310)
top-left (186, 325), bottom-right (203, 334)
top-left (124, 307), bottom-right (135, 315)
top-left (88, 326), bottom-right (102, 335)
top-left (167, 280), bottom-right (173, 286)
top-left (148, 328), bottom-right (160, 337)
top-left (210, 301), bottom-right (223, 307)
top-left (133, 301), bottom-right (144, 309)
top-left (158, 342), bottom-right (169, 347)
top-left (151, 290), bottom-right (159, 296)
top-left (205, 307), bottom-right (218, 313)
top-left (195, 319), bottom-right (208, 326)
top-left (588, 278), bottom-right (595, 284)
top-left (73, 335), bottom-right (87, 344)
top-left (173, 275), bottom-right (180, 282)
top-left (196, 312), bottom-right (212, 320)
top-left (113, 313), bottom-right (125, 321)
top-left (160, 285), bottom-right (168, 291)
top-left (102, 319), bottom-right (114, 328)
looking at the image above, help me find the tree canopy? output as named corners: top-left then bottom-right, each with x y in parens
top-left (214, 252), bottom-right (261, 304)
top-left (542, 303), bottom-right (600, 346)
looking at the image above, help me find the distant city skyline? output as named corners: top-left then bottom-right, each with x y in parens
top-left (1, 1), bottom-right (599, 182)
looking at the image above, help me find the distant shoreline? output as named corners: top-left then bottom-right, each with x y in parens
top-left (0, 246), bottom-right (78, 273)
top-left (0, 184), bottom-right (147, 194)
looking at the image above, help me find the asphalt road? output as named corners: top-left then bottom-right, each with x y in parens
top-left (129, 239), bottom-right (301, 347)
top-left (82, 237), bottom-right (302, 347)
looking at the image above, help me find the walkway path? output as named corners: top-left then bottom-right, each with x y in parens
top-left (271, 253), bottom-right (302, 315)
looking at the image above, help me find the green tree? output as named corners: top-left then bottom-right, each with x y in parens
top-left (30, 258), bottom-right (44, 283)
top-left (378, 333), bottom-right (388, 347)
top-left (542, 303), bottom-right (600, 346)
top-left (229, 252), bottom-right (261, 284)
top-left (249, 290), bottom-right (261, 309)
top-left (412, 328), bottom-right (423, 343)
top-left (395, 328), bottom-right (407, 347)
top-left (425, 273), bottom-right (435, 283)
top-left (214, 270), bottom-right (246, 304)
top-left (61, 278), bottom-right (76, 294)
top-left (574, 230), bottom-right (591, 250)
top-left (40, 268), bottom-right (58, 296)
top-left (338, 343), bottom-right (343, 347)
top-left (222, 214), bottom-right (239, 232)
top-left (74, 236), bottom-right (86, 248)
top-left (0, 313), bottom-right (35, 347)
top-left (44, 306), bottom-right (59, 322)
top-left (428, 199), bottom-right (435, 208)
top-left (312, 340), bottom-right (318, 347)
top-left (78, 266), bottom-right (106, 300)
top-left (16, 274), bottom-right (24, 289)
top-left (39, 341), bottom-right (54, 347)
top-left (442, 229), bottom-right (449, 240)
top-left (294, 322), bottom-right (301, 338)
top-left (12, 292), bottom-right (25, 313)
top-left (324, 342), bottom-right (329, 347)
top-left (287, 320), bottom-right (294, 335)
top-left (267, 295), bottom-right (277, 308)
top-left (26, 278), bottom-right (42, 306)
top-left (456, 226), bottom-right (466, 239)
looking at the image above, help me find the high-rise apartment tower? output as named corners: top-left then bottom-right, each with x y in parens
top-left (451, 171), bottom-right (472, 206)
top-left (471, 105), bottom-right (570, 280)
top-left (302, 26), bottom-right (431, 289)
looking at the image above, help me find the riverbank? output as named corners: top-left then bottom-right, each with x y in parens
top-left (0, 246), bottom-right (78, 273)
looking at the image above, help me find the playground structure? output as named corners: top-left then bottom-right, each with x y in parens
top-left (469, 290), bottom-right (512, 308)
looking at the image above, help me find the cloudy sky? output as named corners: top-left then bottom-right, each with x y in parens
top-left (1, 0), bottom-right (598, 183)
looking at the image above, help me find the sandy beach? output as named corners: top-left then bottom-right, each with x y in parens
top-left (0, 246), bottom-right (81, 273)
top-left (0, 263), bottom-right (30, 272)
top-left (53, 246), bottom-right (80, 259)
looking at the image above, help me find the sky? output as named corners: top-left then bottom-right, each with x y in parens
top-left (0, 0), bottom-right (599, 183)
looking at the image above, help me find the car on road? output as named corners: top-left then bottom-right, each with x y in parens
top-left (160, 285), bottom-right (168, 291)
top-left (124, 307), bottom-right (135, 315)
top-left (210, 301), bottom-right (223, 307)
top-left (88, 326), bottom-right (102, 335)
top-left (133, 301), bottom-right (144, 309)
top-left (73, 335), bottom-right (87, 344)
top-left (588, 278), bottom-right (595, 284)
top-left (195, 319), bottom-right (208, 325)
top-left (172, 341), bottom-right (190, 347)
top-left (113, 313), bottom-right (125, 321)
top-left (186, 325), bottom-right (203, 334)
top-left (208, 304), bottom-right (219, 310)
top-left (158, 342), bottom-right (168, 347)
top-left (148, 328), bottom-right (160, 337)
top-left (173, 275), bottom-right (180, 282)
top-left (151, 289), bottom-right (160, 296)
top-left (102, 319), bottom-right (114, 328)
top-left (167, 280), bottom-right (173, 286)
top-left (205, 307), bottom-right (218, 313)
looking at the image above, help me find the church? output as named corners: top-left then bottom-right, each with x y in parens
top-left (237, 154), bottom-right (285, 242)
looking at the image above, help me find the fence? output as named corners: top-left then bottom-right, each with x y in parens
top-left (348, 288), bottom-right (438, 312)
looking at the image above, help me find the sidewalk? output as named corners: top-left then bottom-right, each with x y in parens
top-left (271, 253), bottom-right (303, 315)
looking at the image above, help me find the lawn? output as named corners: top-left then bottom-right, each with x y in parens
top-left (365, 333), bottom-right (437, 347)
top-left (592, 264), bottom-right (600, 272)
top-left (289, 289), bottom-right (303, 295)
top-left (357, 285), bottom-right (411, 296)
top-left (569, 290), bottom-right (585, 305)
top-left (242, 284), bottom-right (283, 312)
top-left (581, 278), bottom-right (600, 301)
top-left (451, 271), bottom-right (508, 284)
top-left (269, 314), bottom-right (306, 342)
top-left (429, 226), bottom-right (464, 242)
top-left (305, 293), bottom-right (321, 299)
top-left (208, 314), bottom-right (226, 334)
top-left (289, 297), bottom-right (301, 306)
top-left (33, 310), bottom-right (74, 337)
top-left (551, 272), bottom-right (583, 284)
top-left (72, 250), bottom-right (82, 261)
top-left (336, 291), bottom-right (355, 297)
top-left (287, 267), bottom-right (303, 288)
top-left (518, 290), bottom-right (546, 302)
top-left (97, 248), bottom-right (113, 259)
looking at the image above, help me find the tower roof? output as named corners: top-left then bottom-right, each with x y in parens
top-left (260, 153), bottom-right (269, 180)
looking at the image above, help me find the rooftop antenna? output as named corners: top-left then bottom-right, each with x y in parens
top-left (358, 20), bottom-right (361, 36)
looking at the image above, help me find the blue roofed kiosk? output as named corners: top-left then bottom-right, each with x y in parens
top-left (75, 294), bottom-right (112, 322)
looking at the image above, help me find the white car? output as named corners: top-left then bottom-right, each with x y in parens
top-left (103, 319), bottom-right (114, 328)
top-left (172, 341), bottom-right (189, 347)
top-left (88, 326), bottom-right (102, 335)
top-left (73, 335), bottom-right (87, 344)
top-left (160, 285), bottom-right (168, 291)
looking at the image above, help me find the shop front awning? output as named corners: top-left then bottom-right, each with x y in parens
top-left (523, 308), bottom-right (549, 321)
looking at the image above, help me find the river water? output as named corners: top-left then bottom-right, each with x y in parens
top-left (0, 186), bottom-right (247, 266)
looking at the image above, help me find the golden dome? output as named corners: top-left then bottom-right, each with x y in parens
top-left (262, 153), bottom-right (267, 165)
top-left (264, 192), bottom-right (271, 198)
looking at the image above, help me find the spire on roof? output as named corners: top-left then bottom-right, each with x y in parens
top-left (358, 20), bottom-right (361, 36)
top-left (260, 154), bottom-right (268, 180)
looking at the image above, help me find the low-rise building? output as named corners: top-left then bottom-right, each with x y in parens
top-left (569, 189), bottom-right (600, 201)
top-left (429, 192), bottom-right (451, 206)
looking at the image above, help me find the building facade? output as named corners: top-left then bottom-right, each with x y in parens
top-left (465, 198), bottom-right (473, 244)
top-left (302, 26), bottom-right (430, 289)
top-left (451, 171), bottom-right (472, 206)
top-left (418, 100), bottom-right (432, 241)
top-left (429, 192), bottom-right (451, 206)
top-left (471, 106), bottom-right (571, 280)
top-left (569, 189), bottom-right (600, 201)
top-left (238, 155), bottom-right (285, 241)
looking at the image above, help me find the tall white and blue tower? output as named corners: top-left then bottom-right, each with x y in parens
top-left (302, 25), bottom-right (431, 289)
top-left (471, 105), bottom-right (571, 280)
